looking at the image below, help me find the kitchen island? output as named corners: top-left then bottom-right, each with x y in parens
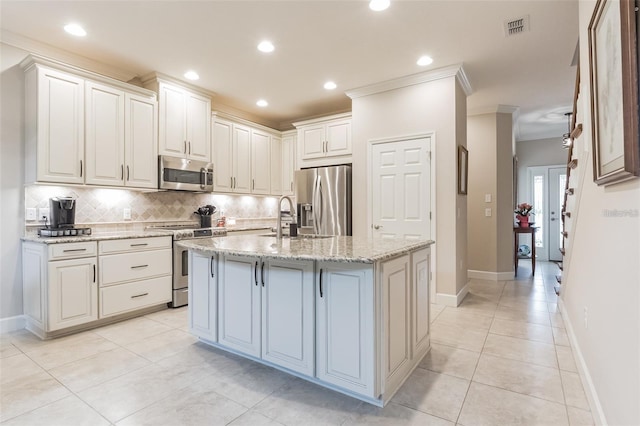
top-left (179, 234), bottom-right (434, 406)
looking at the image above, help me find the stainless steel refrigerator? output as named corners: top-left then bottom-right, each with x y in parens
top-left (294, 165), bottom-right (352, 236)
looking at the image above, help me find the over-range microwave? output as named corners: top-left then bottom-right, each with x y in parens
top-left (158, 155), bottom-right (213, 192)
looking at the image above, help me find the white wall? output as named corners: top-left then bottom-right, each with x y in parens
top-left (350, 73), bottom-right (468, 300)
top-left (0, 43), bottom-right (27, 319)
top-left (559, 1), bottom-right (640, 424)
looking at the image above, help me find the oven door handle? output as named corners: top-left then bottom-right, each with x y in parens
top-left (200, 168), bottom-right (207, 190)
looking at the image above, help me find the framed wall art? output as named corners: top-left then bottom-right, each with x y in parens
top-left (458, 145), bottom-right (468, 195)
top-left (588, 0), bottom-right (639, 185)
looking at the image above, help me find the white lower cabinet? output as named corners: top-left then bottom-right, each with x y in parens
top-left (189, 251), bottom-right (217, 341)
top-left (316, 261), bottom-right (376, 397)
top-left (48, 256), bottom-right (98, 331)
top-left (217, 255), bottom-right (315, 376)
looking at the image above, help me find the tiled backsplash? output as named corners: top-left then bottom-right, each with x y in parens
top-left (25, 185), bottom-right (280, 229)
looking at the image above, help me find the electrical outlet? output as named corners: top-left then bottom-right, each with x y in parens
top-left (485, 208), bottom-right (492, 217)
top-left (485, 193), bottom-right (492, 203)
top-left (123, 208), bottom-right (131, 220)
top-left (38, 208), bottom-right (50, 221)
top-left (26, 208), bottom-right (37, 221)
top-left (584, 306), bottom-right (588, 329)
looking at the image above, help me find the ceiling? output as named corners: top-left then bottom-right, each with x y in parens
top-left (0, 0), bottom-right (579, 140)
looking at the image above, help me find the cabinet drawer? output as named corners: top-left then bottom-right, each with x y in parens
top-left (100, 276), bottom-right (171, 318)
top-left (99, 236), bottom-right (172, 254)
top-left (100, 248), bottom-right (172, 286)
top-left (49, 242), bottom-right (97, 260)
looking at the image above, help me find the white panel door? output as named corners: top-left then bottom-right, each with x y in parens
top-left (232, 124), bottom-right (252, 193)
top-left (85, 81), bottom-right (125, 186)
top-left (411, 248), bottom-right (431, 357)
top-left (281, 134), bottom-right (296, 195)
top-left (48, 257), bottom-right (97, 331)
top-left (218, 255), bottom-right (261, 357)
top-left (189, 251), bottom-right (217, 341)
top-left (326, 120), bottom-right (351, 157)
top-left (212, 119), bottom-right (233, 192)
top-left (251, 130), bottom-right (271, 194)
top-left (37, 67), bottom-right (85, 184)
top-left (125, 93), bottom-right (157, 189)
top-left (262, 259), bottom-right (314, 376)
top-left (316, 262), bottom-right (375, 397)
top-left (381, 255), bottom-right (411, 393)
top-left (186, 93), bottom-right (211, 161)
top-left (371, 137), bottom-right (431, 239)
top-left (270, 136), bottom-right (282, 196)
top-left (158, 84), bottom-right (186, 157)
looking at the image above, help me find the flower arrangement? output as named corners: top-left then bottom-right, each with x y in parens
top-left (514, 203), bottom-right (534, 216)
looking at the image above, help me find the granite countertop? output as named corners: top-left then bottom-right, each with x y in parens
top-left (21, 229), bottom-right (176, 244)
top-left (177, 235), bottom-right (434, 263)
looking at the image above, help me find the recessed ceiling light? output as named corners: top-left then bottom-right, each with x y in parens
top-left (257, 41), bottom-right (275, 53)
top-left (64, 23), bottom-right (87, 37)
top-left (369, 0), bottom-right (390, 11)
top-left (417, 55), bottom-right (434, 66)
top-left (324, 81), bottom-right (337, 90)
top-left (184, 71), bottom-right (200, 81)
top-left (256, 99), bottom-right (268, 107)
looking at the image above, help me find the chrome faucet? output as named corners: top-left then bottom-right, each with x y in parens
top-left (277, 195), bottom-right (296, 240)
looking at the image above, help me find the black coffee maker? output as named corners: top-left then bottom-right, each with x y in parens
top-left (50, 197), bottom-right (76, 228)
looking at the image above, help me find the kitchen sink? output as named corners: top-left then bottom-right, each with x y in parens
top-left (259, 233), bottom-right (333, 240)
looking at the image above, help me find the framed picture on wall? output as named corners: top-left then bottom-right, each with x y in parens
top-left (588, 0), bottom-right (639, 185)
top-left (458, 145), bottom-right (468, 195)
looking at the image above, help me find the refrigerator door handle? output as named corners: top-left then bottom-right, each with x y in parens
top-left (313, 175), bottom-right (322, 234)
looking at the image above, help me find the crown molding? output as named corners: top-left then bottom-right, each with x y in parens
top-left (1, 30), bottom-right (137, 82)
top-left (467, 104), bottom-right (520, 116)
top-left (139, 71), bottom-right (217, 98)
top-left (345, 64), bottom-right (472, 99)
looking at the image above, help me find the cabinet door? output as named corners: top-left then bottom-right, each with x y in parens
top-left (411, 248), bottom-right (430, 358)
top-left (326, 119), bottom-right (351, 157)
top-left (212, 119), bottom-right (234, 192)
top-left (232, 124), bottom-right (252, 193)
top-left (270, 136), bottom-right (282, 196)
top-left (186, 93), bottom-right (211, 161)
top-left (251, 129), bottom-right (271, 195)
top-left (36, 67), bottom-right (85, 184)
top-left (381, 255), bottom-right (411, 394)
top-left (158, 83), bottom-right (187, 157)
top-left (281, 134), bottom-right (296, 195)
top-left (125, 93), bottom-right (158, 189)
top-left (262, 259), bottom-right (314, 376)
top-left (48, 257), bottom-right (97, 331)
top-left (189, 251), bottom-right (217, 341)
top-left (300, 125), bottom-right (325, 160)
top-left (218, 255), bottom-right (261, 357)
top-left (85, 81), bottom-right (125, 186)
top-left (316, 262), bottom-right (375, 397)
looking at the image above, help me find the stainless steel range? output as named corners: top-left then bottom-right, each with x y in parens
top-left (147, 224), bottom-right (226, 308)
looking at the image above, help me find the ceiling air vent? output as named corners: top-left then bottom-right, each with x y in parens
top-left (504, 15), bottom-right (530, 36)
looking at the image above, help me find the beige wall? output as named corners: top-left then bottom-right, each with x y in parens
top-left (559, 1), bottom-right (640, 424)
top-left (351, 74), bottom-right (468, 301)
top-left (467, 111), bottom-right (513, 275)
top-left (516, 137), bottom-right (567, 204)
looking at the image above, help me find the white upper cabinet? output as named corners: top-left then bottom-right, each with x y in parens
top-left (293, 113), bottom-right (351, 167)
top-left (22, 57), bottom-right (158, 188)
top-left (251, 129), bottom-right (271, 195)
top-left (270, 136), bottom-right (282, 196)
top-left (281, 131), bottom-right (296, 196)
top-left (25, 65), bottom-right (85, 184)
top-left (148, 76), bottom-right (211, 161)
top-left (212, 119), bottom-right (233, 192)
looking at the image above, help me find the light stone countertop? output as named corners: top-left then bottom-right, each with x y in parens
top-left (177, 235), bottom-right (434, 264)
top-left (22, 229), bottom-right (177, 244)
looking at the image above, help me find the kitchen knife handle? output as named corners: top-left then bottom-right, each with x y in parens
top-left (319, 269), bottom-right (323, 298)
top-left (261, 262), bottom-right (265, 287)
top-left (254, 261), bottom-right (258, 286)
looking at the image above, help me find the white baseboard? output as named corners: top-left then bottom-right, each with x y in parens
top-left (558, 299), bottom-right (607, 425)
top-left (436, 283), bottom-right (469, 307)
top-left (0, 315), bottom-right (25, 334)
top-left (468, 270), bottom-right (514, 281)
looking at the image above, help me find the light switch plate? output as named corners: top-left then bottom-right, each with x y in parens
top-left (485, 208), bottom-right (492, 217)
top-left (485, 194), bottom-right (492, 203)
top-left (123, 208), bottom-right (132, 220)
top-left (26, 208), bottom-right (37, 221)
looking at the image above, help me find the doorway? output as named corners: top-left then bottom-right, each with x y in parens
top-left (527, 165), bottom-right (566, 261)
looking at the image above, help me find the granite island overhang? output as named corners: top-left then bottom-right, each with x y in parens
top-left (179, 234), bottom-right (435, 406)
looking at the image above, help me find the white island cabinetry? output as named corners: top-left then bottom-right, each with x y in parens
top-left (183, 235), bottom-right (433, 406)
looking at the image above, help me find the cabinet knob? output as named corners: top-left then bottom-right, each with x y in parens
top-left (373, 225), bottom-right (383, 230)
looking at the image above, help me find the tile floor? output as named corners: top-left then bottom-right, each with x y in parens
top-left (0, 261), bottom-right (594, 425)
